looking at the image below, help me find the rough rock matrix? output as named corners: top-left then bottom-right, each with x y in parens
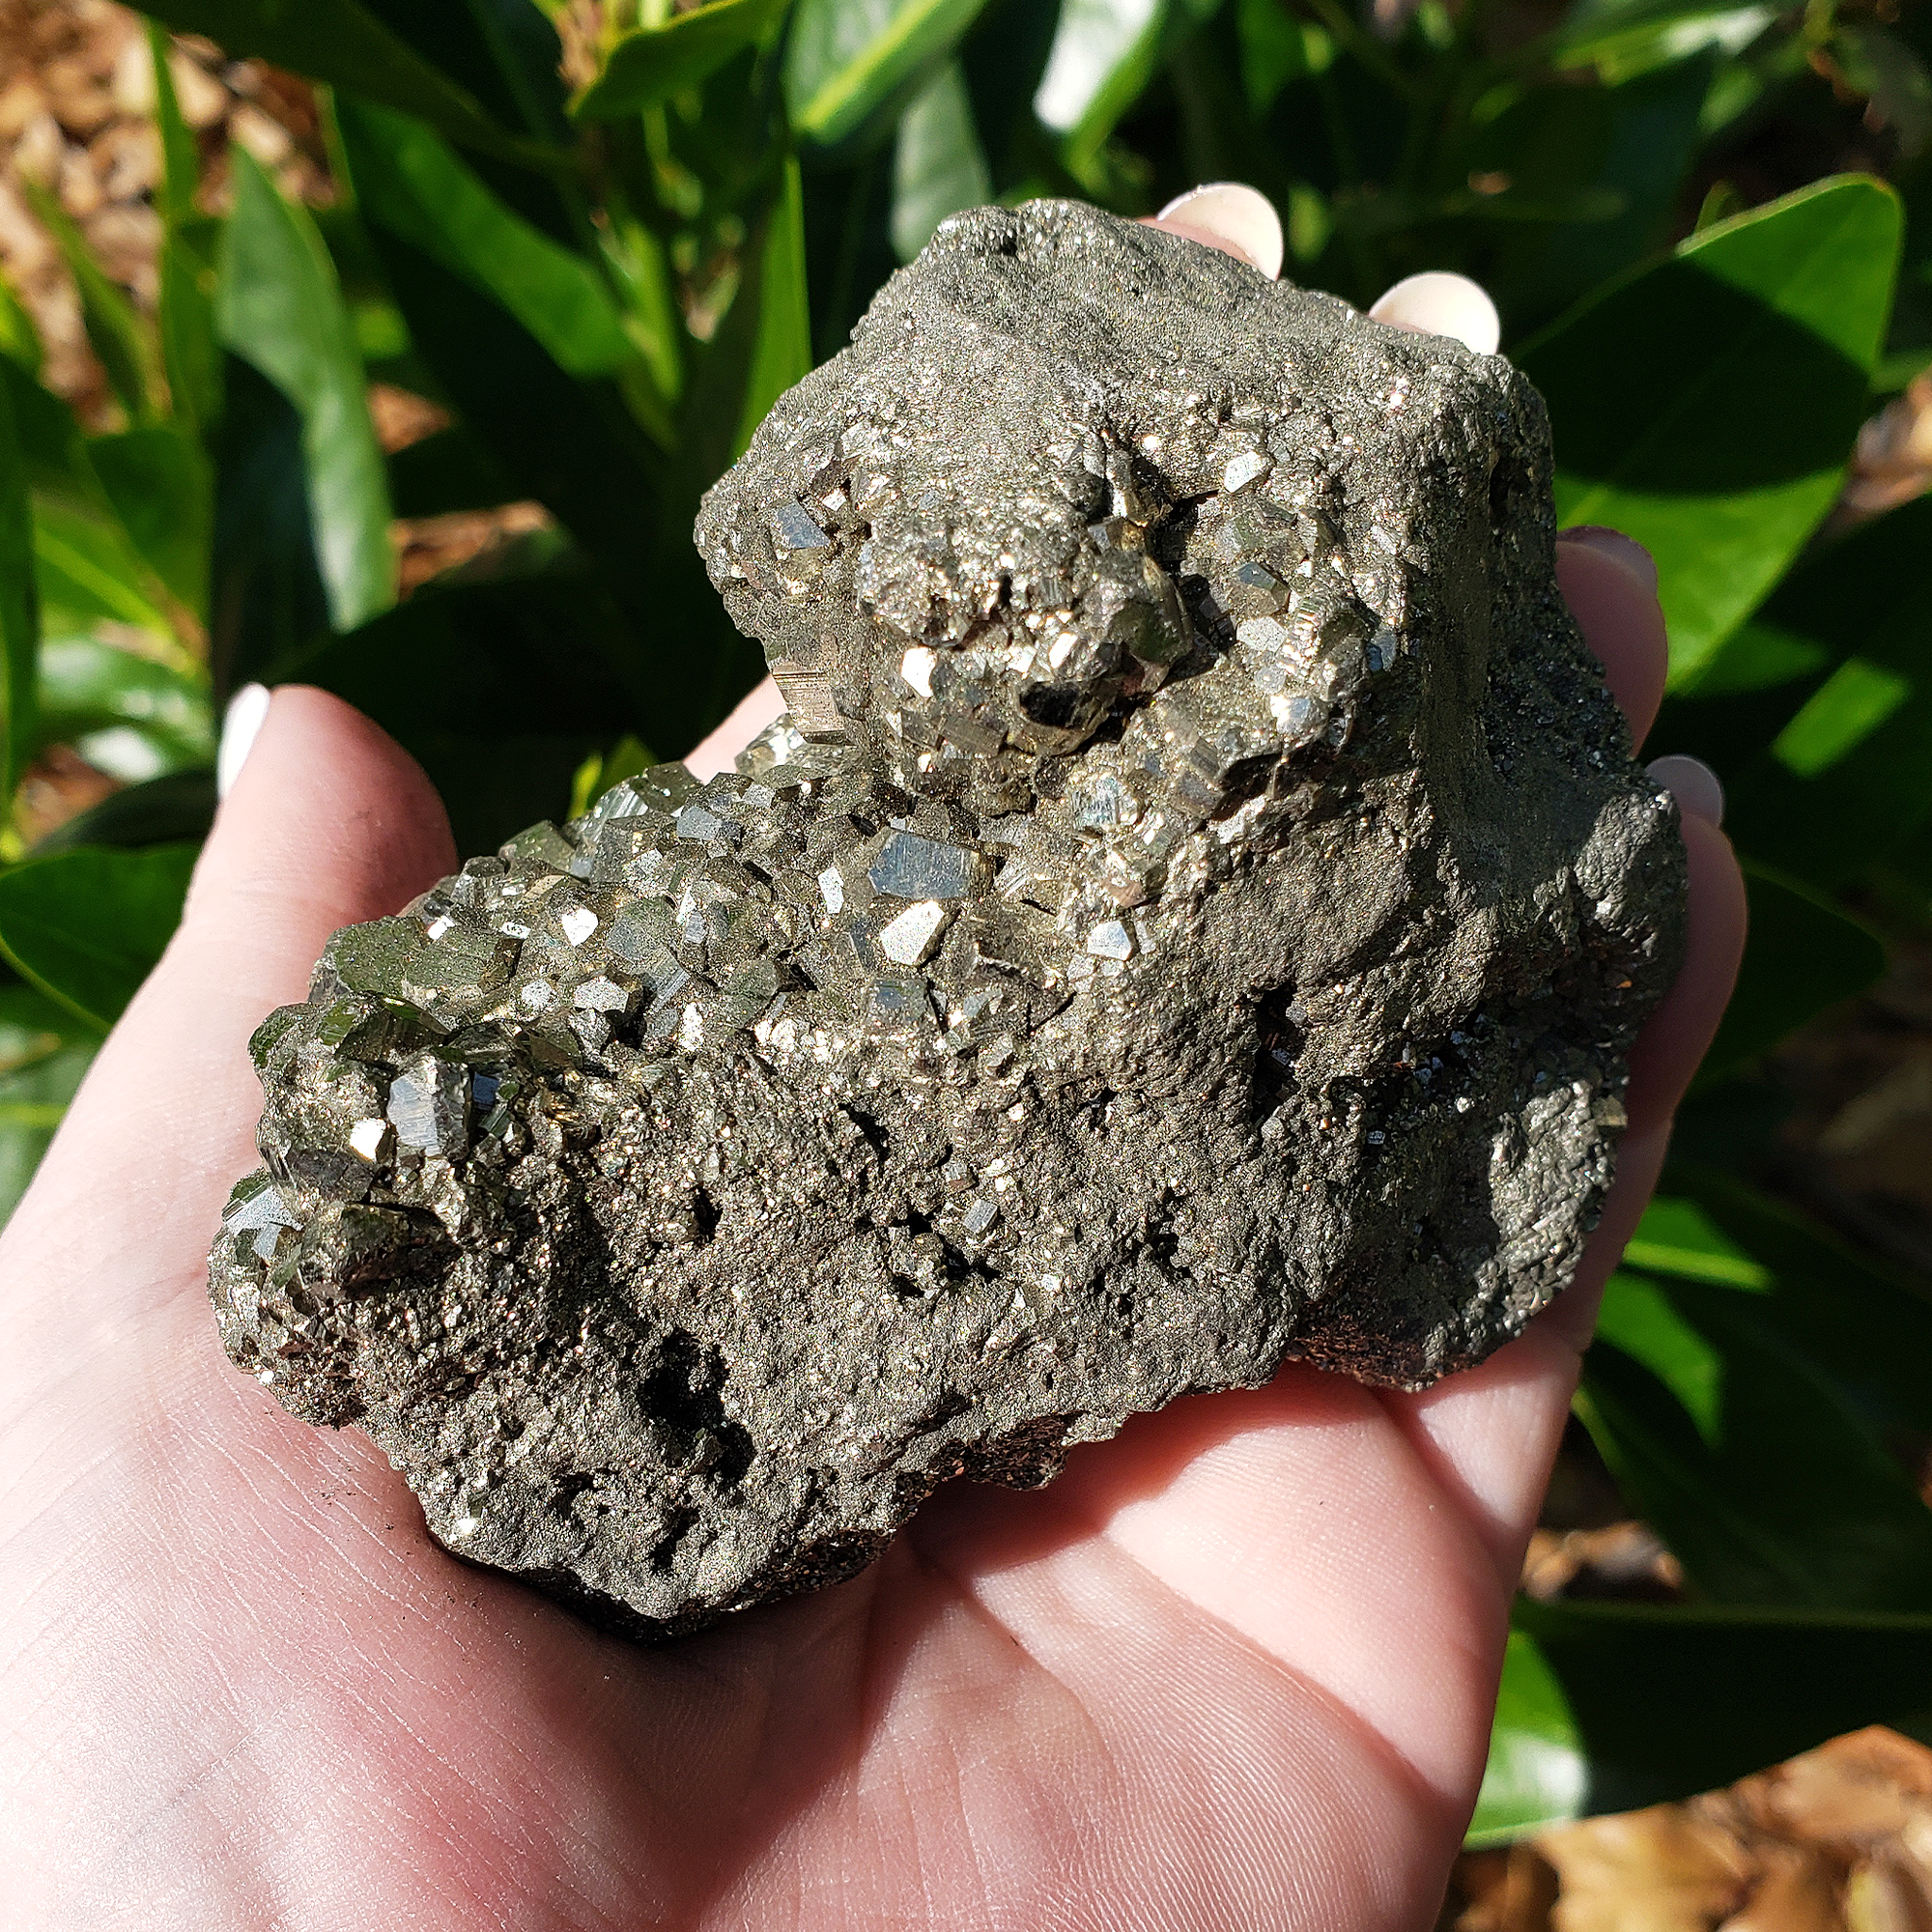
top-left (210, 203), bottom-right (1687, 1638)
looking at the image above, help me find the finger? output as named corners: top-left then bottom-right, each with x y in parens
top-left (1146, 182), bottom-right (1284, 278)
top-left (1, 687), bottom-right (455, 1339)
top-left (684, 675), bottom-right (784, 779)
top-left (1556, 527), bottom-right (1669, 745)
top-left (1369, 271), bottom-right (1500, 356)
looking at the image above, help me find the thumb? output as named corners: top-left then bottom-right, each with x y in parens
top-left (1, 687), bottom-right (456, 1338)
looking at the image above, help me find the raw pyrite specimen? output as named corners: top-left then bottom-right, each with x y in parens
top-left (210, 202), bottom-right (1687, 1638)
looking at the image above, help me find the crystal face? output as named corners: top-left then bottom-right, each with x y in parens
top-left (209, 203), bottom-right (1687, 1640)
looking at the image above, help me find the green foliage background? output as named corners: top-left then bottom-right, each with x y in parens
top-left (2, 0), bottom-right (1930, 1841)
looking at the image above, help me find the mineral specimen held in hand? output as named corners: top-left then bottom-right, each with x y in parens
top-left (210, 202), bottom-right (1687, 1638)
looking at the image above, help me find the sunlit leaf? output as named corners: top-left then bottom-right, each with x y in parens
top-left (1473, 1599), bottom-right (1932, 1840)
top-left (150, 24), bottom-right (221, 440)
top-left (574, 0), bottom-right (792, 119)
top-left (1519, 177), bottom-right (1902, 681)
top-left (0, 843), bottom-right (199, 1031)
top-left (786, 0), bottom-right (990, 149)
top-left (217, 148), bottom-right (395, 635)
top-left (1659, 497), bottom-right (1932, 894)
top-left (35, 635), bottom-right (214, 778)
top-left (891, 57), bottom-right (991, 261)
top-left (1035, 0), bottom-right (1166, 166)
top-left (730, 155), bottom-right (813, 460)
top-left (22, 183), bottom-right (165, 427)
top-left (1582, 1272), bottom-right (1932, 1608)
top-left (341, 103), bottom-right (642, 386)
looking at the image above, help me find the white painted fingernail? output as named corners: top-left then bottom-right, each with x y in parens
top-left (1154, 184), bottom-right (1284, 280)
top-left (1369, 271), bottom-right (1501, 355)
top-left (1647, 754), bottom-right (1724, 829)
top-left (216, 684), bottom-right (270, 801)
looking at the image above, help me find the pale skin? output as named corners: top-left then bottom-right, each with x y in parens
top-left (0, 201), bottom-right (1747, 1929)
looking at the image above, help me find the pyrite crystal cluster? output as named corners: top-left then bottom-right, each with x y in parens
top-left (211, 203), bottom-right (1686, 1637)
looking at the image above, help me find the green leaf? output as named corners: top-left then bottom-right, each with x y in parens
top-left (1035, 0), bottom-right (1169, 166)
top-left (0, 267), bottom-right (43, 376)
top-left (0, 843), bottom-right (199, 1031)
top-left (150, 25), bottom-right (221, 440)
top-left (1662, 497), bottom-right (1932, 894)
top-left (341, 104), bottom-right (640, 385)
top-left (1697, 861), bottom-right (1887, 1081)
top-left (0, 353), bottom-right (40, 805)
top-left (217, 148), bottom-right (395, 636)
top-left (786, 0), bottom-right (990, 149)
top-left (1582, 1270), bottom-right (1932, 1609)
top-left (726, 154), bottom-right (815, 463)
top-left (1469, 1628), bottom-right (1588, 1845)
top-left (36, 635), bottom-right (214, 778)
top-left (891, 57), bottom-right (991, 261)
top-left (1472, 1599), bottom-right (1932, 1839)
top-left (1467, 56), bottom-right (1714, 338)
top-left (89, 428), bottom-right (213, 620)
top-left (575, 0), bottom-right (792, 119)
top-left (1518, 177), bottom-right (1903, 681)
top-left (29, 770), bottom-right (217, 857)
top-left (22, 183), bottom-right (165, 427)
top-left (140, 0), bottom-right (553, 166)
top-left (0, 980), bottom-right (96, 1231)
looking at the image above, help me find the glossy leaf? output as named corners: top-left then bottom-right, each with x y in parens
top-left (731, 154), bottom-right (814, 459)
top-left (0, 353), bottom-right (38, 803)
top-left (575, 0), bottom-right (792, 119)
top-left (891, 57), bottom-right (991, 261)
top-left (786, 0), bottom-right (990, 149)
top-left (30, 771), bottom-right (217, 858)
top-left (150, 24), bottom-right (221, 441)
top-left (1035, 0), bottom-right (1167, 164)
top-left (1518, 177), bottom-right (1902, 681)
top-left (217, 148), bottom-right (395, 636)
top-left (0, 843), bottom-right (199, 1031)
top-left (1581, 1269), bottom-right (1932, 1609)
top-left (0, 270), bottom-right (43, 376)
top-left (141, 0), bottom-right (548, 165)
top-left (23, 184), bottom-right (165, 427)
top-left (1697, 862), bottom-right (1887, 1082)
top-left (89, 428), bottom-right (213, 620)
top-left (342, 104), bottom-right (639, 384)
top-left (36, 635), bottom-right (214, 779)
top-left (1473, 1599), bottom-right (1932, 1839)
top-left (1662, 497), bottom-right (1932, 894)
top-left (0, 980), bottom-right (95, 1231)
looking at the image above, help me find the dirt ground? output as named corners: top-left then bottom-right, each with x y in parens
top-left (3, 5), bottom-right (1931, 1926)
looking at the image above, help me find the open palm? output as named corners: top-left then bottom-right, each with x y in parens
top-left (0, 481), bottom-right (1742, 1927)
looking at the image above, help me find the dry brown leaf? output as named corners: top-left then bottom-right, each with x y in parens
top-left (1719, 1842), bottom-right (1844, 1932)
top-left (1539, 1808), bottom-right (1752, 1932)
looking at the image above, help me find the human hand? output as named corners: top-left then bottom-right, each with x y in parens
top-left (0, 190), bottom-right (1745, 1929)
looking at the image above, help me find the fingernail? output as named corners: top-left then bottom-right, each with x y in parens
top-left (1368, 271), bottom-right (1500, 356)
top-left (1153, 184), bottom-right (1284, 280)
top-left (1646, 754), bottom-right (1724, 829)
top-left (216, 683), bottom-right (270, 801)
top-left (1558, 526), bottom-right (1660, 596)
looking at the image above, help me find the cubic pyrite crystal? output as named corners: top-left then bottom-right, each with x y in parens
top-left (210, 203), bottom-right (1687, 1638)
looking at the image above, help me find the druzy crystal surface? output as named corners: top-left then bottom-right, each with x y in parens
top-left (210, 203), bottom-right (1687, 1638)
